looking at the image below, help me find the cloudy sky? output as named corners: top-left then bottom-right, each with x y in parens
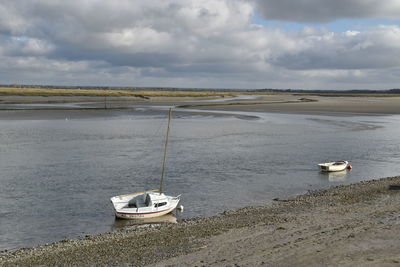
top-left (1, 0), bottom-right (400, 89)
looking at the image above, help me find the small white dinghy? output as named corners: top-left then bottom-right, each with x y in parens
top-left (318, 161), bottom-right (350, 172)
top-left (111, 109), bottom-right (181, 219)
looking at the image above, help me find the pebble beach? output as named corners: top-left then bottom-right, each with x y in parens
top-left (2, 176), bottom-right (400, 266)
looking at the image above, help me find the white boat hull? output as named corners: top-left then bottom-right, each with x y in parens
top-left (115, 205), bottom-right (177, 219)
top-left (318, 161), bottom-right (349, 172)
top-left (110, 190), bottom-right (180, 220)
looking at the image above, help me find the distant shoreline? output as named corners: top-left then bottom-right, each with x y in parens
top-left (1, 85), bottom-right (400, 95)
top-left (2, 176), bottom-right (400, 266)
top-left (1, 86), bottom-right (400, 98)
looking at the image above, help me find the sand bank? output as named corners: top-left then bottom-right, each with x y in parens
top-left (180, 95), bottom-right (400, 115)
top-left (2, 176), bottom-right (400, 266)
top-left (1, 95), bottom-right (400, 118)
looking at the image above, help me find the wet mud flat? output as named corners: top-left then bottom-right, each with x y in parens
top-left (2, 95), bottom-right (400, 116)
top-left (2, 176), bottom-right (400, 266)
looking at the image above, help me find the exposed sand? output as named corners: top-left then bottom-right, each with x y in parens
top-left (1, 94), bottom-right (400, 118)
top-left (179, 95), bottom-right (400, 115)
top-left (2, 176), bottom-right (400, 266)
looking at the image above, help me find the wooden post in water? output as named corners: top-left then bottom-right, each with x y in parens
top-left (160, 108), bottom-right (172, 194)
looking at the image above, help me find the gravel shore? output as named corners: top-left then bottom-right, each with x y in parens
top-left (2, 176), bottom-right (400, 266)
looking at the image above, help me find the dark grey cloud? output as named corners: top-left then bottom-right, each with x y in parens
top-left (274, 47), bottom-right (400, 70)
top-left (255, 0), bottom-right (400, 22)
top-left (51, 45), bottom-right (183, 68)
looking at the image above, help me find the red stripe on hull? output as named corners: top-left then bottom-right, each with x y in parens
top-left (117, 208), bottom-right (175, 215)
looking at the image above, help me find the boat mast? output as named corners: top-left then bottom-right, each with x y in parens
top-left (159, 108), bottom-right (172, 194)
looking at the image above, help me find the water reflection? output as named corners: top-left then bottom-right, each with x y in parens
top-left (111, 214), bottom-right (177, 231)
top-left (318, 170), bottom-right (350, 182)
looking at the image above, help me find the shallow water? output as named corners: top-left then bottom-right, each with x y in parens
top-left (1, 110), bottom-right (400, 250)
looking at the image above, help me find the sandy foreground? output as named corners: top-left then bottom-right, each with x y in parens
top-left (1, 176), bottom-right (400, 266)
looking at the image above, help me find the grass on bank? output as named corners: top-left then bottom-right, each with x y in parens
top-left (1, 87), bottom-right (400, 98)
top-left (0, 87), bottom-right (238, 98)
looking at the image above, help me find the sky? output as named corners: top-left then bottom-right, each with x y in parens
top-left (0, 0), bottom-right (400, 90)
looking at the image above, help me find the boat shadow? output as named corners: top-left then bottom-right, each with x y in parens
top-left (111, 213), bottom-right (178, 231)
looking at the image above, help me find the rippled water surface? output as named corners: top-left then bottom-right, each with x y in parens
top-left (1, 110), bottom-right (400, 250)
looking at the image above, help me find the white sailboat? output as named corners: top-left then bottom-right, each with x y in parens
top-left (110, 109), bottom-right (181, 219)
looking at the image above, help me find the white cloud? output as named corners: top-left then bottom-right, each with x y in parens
top-left (344, 30), bottom-right (360, 37)
top-left (1, 36), bottom-right (55, 56)
top-left (272, 25), bottom-right (400, 70)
